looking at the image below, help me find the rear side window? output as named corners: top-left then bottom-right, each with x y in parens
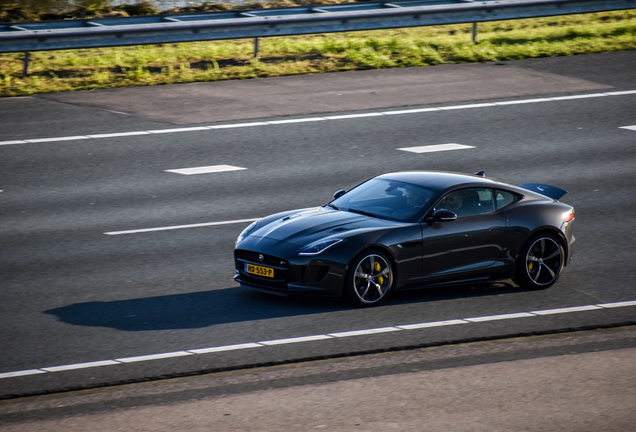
top-left (436, 188), bottom-right (494, 217)
top-left (495, 190), bottom-right (520, 210)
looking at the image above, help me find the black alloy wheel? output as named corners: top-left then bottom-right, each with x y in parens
top-left (514, 233), bottom-right (565, 290)
top-left (345, 251), bottom-right (393, 306)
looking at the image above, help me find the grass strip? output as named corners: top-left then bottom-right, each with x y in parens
top-left (0, 10), bottom-right (635, 97)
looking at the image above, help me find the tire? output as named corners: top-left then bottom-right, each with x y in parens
top-left (345, 250), bottom-right (393, 307)
top-left (514, 233), bottom-right (565, 290)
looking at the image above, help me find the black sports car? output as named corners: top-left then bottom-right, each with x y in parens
top-left (234, 171), bottom-right (575, 306)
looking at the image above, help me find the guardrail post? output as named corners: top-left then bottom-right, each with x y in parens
top-left (254, 37), bottom-right (259, 58)
top-left (472, 22), bottom-right (478, 43)
top-left (23, 52), bottom-right (30, 76)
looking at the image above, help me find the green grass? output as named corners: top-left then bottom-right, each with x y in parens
top-left (1, 10), bottom-right (635, 96)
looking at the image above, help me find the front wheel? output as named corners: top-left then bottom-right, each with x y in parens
top-left (345, 251), bottom-right (393, 307)
top-left (514, 233), bottom-right (564, 290)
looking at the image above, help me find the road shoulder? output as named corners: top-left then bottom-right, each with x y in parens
top-left (2, 326), bottom-right (635, 431)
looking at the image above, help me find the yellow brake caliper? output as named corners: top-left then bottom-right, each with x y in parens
top-left (375, 261), bottom-right (384, 286)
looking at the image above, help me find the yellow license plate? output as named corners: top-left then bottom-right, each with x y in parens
top-left (245, 263), bottom-right (274, 278)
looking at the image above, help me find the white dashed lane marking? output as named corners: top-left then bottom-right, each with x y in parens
top-left (104, 218), bottom-right (259, 236)
top-left (619, 125), bottom-right (636, 131)
top-left (398, 143), bottom-right (475, 153)
top-left (165, 165), bottom-right (246, 175)
top-left (1, 300), bottom-right (635, 380)
top-left (2, 90), bottom-right (635, 146)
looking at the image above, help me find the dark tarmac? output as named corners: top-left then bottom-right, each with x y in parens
top-left (2, 326), bottom-right (635, 431)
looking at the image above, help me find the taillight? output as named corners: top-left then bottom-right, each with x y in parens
top-left (564, 210), bottom-right (574, 223)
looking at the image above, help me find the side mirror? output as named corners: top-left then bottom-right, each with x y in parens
top-left (426, 209), bottom-right (457, 222)
top-left (333, 189), bottom-right (346, 199)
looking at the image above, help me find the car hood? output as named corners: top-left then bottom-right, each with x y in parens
top-left (250, 207), bottom-right (392, 246)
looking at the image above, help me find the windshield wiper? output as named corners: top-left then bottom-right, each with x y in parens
top-left (324, 203), bottom-right (340, 211)
top-left (347, 208), bottom-right (387, 219)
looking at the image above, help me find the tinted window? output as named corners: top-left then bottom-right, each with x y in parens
top-left (495, 189), bottom-right (520, 210)
top-left (436, 188), bottom-right (494, 217)
top-left (331, 178), bottom-right (437, 222)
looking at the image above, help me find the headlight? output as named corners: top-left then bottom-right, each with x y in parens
top-left (298, 239), bottom-right (344, 256)
top-left (236, 221), bottom-right (257, 247)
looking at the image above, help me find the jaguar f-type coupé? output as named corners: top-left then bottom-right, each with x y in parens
top-left (234, 171), bottom-right (575, 306)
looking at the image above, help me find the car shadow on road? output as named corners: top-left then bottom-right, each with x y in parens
top-left (44, 281), bottom-right (521, 332)
top-left (44, 287), bottom-right (342, 331)
top-left (390, 281), bottom-right (521, 305)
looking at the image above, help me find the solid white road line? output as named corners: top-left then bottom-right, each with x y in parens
top-left (464, 312), bottom-right (535, 322)
top-left (116, 351), bottom-right (193, 363)
top-left (268, 118), bottom-right (326, 124)
top-left (210, 122), bottom-right (268, 129)
top-left (439, 103), bottom-right (496, 110)
top-left (397, 144), bottom-right (476, 153)
top-left (1, 300), bottom-right (635, 380)
top-left (165, 165), bottom-right (246, 175)
top-left (148, 127), bottom-right (210, 134)
top-left (0, 369), bottom-right (46, 378)
top-left (607, 90), bottom-right (636, 95)
top-left (328, 327), bottom-right (402, 337)
top-left (598, 300), bottom-right (636, 308)
top-left (88, 131), bottom-right (150, 139)
top-left (494, 98), bottom-right (553, 105)
top-left (530, 305), bottom-right (602, 315)
top-left (104, 218), bottom-right (258, 236)
top-left (188, 343), bottom-right (263, 354)
top-left (25, 136), bottom-right (89, 143)
top-left (383, 107), bottom-right (440, 115)
top-left (260, 335), bottom-right (333, 346)
top-left (325, 113), bottom-right (384, 119)
top-left (551, 94), bottom-right (607, 100)
top-left (397, 319), bottom-right (467, 330)
top-left (41, 360), bottom-right (120, 372)
top-left (619, 125), bottom-right (636, 131)
top-left (3, 90), bottom-right (634, 146)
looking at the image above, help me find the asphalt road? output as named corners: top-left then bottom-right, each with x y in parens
top-left (2, 327), bottom-right (636, 431)
top-left (1, 51), bottom-right (635, 399)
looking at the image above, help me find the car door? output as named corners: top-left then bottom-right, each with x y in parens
top-left (419, 188), bottom-right (510, 279)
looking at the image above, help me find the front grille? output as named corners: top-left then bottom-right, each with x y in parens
top-left (235, 249), bottom-right (301, 290)
top-left (235, 250), bottom-right (289, 268)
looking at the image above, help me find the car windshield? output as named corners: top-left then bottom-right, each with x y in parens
top-left (328, 178), bottom-right (438, 222)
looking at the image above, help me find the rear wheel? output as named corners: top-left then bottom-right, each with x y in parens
top-left (345, 251), bottom-right (393, 307)
top-left (514, 233), bottom-right (564, 290)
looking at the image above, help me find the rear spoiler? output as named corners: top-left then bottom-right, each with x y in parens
top-left (519, 183), bottom-right (568, 200)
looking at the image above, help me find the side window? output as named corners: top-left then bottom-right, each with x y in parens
top-left (495, 190), bottom-right (520, 210)
top-left (436, 188), bottom-right (494, 217)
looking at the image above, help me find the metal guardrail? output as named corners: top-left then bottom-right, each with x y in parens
top-left (0, 0), bottom-right (634, 54)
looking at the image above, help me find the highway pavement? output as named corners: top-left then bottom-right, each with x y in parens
top-left (0, 51), bottom-right (635, 399)
top-left (1, 327), bottom-right (635, 430)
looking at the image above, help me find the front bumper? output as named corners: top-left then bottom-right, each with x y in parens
top-left (234, 237), bottom-right (348, 297)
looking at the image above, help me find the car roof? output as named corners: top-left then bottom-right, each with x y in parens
top-left (377, 171), bottom-right (500, 192)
